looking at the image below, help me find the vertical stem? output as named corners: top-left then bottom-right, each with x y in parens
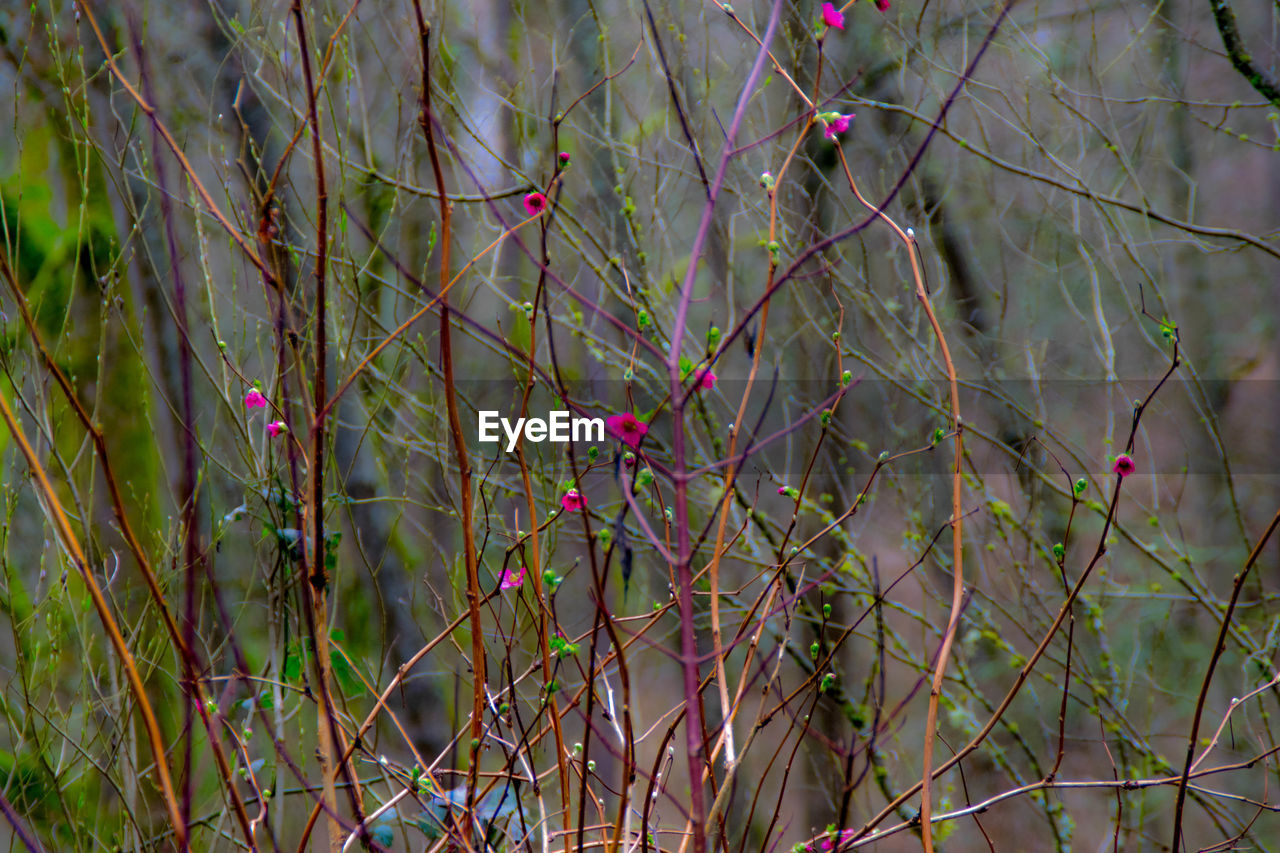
top-left (134, 23), bottom-right (200, 841)
top-left (515, 252), bottom-right (573, 844)
top-left (411, 1), bottom-right (487, 820)
top-left (659, 8), bottom-right (785, 850)
top-left (1171, 507), bottom-right (1280, 850)
top-left (290, 4), bottom-right (365, 848)
top-left (915, 261), bottom-right (963, 853)
top-left (832, 147), bottom-right (962, 851)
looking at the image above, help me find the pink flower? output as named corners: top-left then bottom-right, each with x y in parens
top-left (558, 151), bottom-right (571, 164)
top-left (1113, 453), bottom-right (1135, 478)
top-left (607, 412), bottom-right (649, 448)
top-left (267, 420), bottom-right (287, 438)
top-left (821, 2), bottom-right (844, 30)
top-left (561, 489), bottom-right (586, 512)
top-left (696, 369), bottom-right (717, 390)
top-left (823, 113), bottom-right (854, 141)
top-left (523, 192), bottom-right (548, 216)
top-left (810, 830), bottom-right (855, 852)
top-left (244, 388), bottom-right (267, 409)
top-left (876, 0), bottom-right (890, 11)
top-left (500, 566), bottom-right (525, 590)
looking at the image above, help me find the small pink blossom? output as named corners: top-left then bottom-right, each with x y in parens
top-left (807, 830), bottom-right (855, 853)
top-left (267, 420), bottom-right (287, 438)
top-left (244, 388), bottom-right (268, 409)
top-left (876, 0), bottom-right (890, 11)
top-left (823, 113), bottom-right (854, 141)
top-left (821, 2), bottom-right (844, 30)
top-left (607, 412), bottom-right (649, 448)
top-left (1113, 453), bottom-right (1135, 478)
top-left (696, 369), bottom-right (717, 390)
top-left (523, 192), bottom-right (548, 216)
top-left (561, 489), bottom-right (586, 512)
top-left (778, 486), bottom-right (788, 495)
top-left (558, 151), bottom-right (571, 164)
top-left (500, 566), bottom-right (525, 590)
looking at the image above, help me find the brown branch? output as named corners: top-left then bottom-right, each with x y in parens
top-left (830, 144), bottom-right (964, 852)
top-left (411, 0), bottom-right (487, 828)
top-left (1171, 505), bottom-right (1280, 850)
top-left (79, 2), bottom-right (273, 283)
top-left (0, 392), bottom-right (188, 848)
top-left (0, 251), bottom-right (257, 848)
top-left (287, 1), bottom-right (365, 849)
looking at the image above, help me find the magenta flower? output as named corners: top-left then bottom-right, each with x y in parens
top-left (558, 151), bottom-right (571, 164)
top-left (1113, 453), bottom-right (1135, 478)
top-left (821, 2), bottom-right (844, 30)
top-left (607, 412), bottom-right (649, 448)
top-left (828, 830), bottom-right (856, 851)
top-left (500, 566), bottom-right (525, 590)
top-left (266, 420), bottom-right (287, 438)
top-left (876, 0), bottom-right (890, 11)
top-left (806, 829), bottom-right (855, 853)
top-left (823, 113), bottom-right (854, 141)
top-left (696, 369), bottom-right (717, 390)
top-left (523, 192), bottom-right (548, 216)
top-left (244, 388), bottom-right (268, 409)
top-left (561, 488), bottom-right (586, 512)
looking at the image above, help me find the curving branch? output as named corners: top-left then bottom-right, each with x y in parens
top-left (1207, 0), bottom-right (1280, 108)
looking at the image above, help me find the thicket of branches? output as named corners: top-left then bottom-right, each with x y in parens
top-left (2, 0), bottom-right (1279, 850)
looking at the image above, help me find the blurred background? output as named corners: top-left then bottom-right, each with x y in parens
top-left (1, 0), bottom-right (1278, 849)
